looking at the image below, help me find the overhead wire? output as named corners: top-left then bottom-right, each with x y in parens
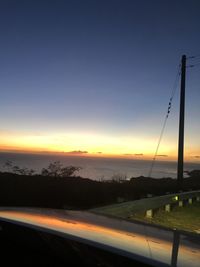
top-left (187, 55), bottom-right (200, 67)
top-left (148, 63), bottom-right (181, 178)
top-left (187, 54), bottom-right (200, 59)
top-left (148, 55), bottom-right (199, 178)
top-left (143, 224), bottom-right (153, 261)
top-left (188, 62), bottom-right (200, 67)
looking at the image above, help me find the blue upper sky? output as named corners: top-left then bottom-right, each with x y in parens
top-left (0, 0), bottom-right (200, 159)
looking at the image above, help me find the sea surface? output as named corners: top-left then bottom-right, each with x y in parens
top-left (0, 152), bottom-right (200, 180)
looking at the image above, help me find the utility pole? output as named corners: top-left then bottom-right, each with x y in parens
top-left (177, 55), bottom-right (186, 188)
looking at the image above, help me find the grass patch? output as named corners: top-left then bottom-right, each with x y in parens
top-left (133, 202), bottom-right (200, 233)
top-left (92, 197), bottom-right (200, 233)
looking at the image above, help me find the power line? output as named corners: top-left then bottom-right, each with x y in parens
top-left (186, 55), bottom-right (200, 66)
top-left (187, 54), bottom-right (200, 59)
top-left (148, 64), bottom-right (181, 178)
top-left (188, 62), bottom-right (200, 67)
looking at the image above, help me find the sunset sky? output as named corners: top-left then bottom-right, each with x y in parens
top-left (0, 0), bottom-right (200, 161)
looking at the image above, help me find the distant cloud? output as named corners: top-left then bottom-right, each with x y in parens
top-left (97, 152), bottom-right (102, 154)
top-left (123, 153), bottom-right (143, 156)
top-left (193, 155), bottom-right (200, 158)
top-left (157, 154), bottom-right (168, 157)
top-left (67, 150), bottom-right (88, 154)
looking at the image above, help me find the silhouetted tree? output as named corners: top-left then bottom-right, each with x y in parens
top-left (3, 161), bottom-right (35, 175)
top-left (110, 173), bottom-right (127, 183)
top-left (41, 161), bottom-right (81, 178)
top-left (60, 166), bottom-right (82, 177)
top-left (12, 166), bottom-right (35, 176)
top-left (3, 160), bottom-right (13, 172)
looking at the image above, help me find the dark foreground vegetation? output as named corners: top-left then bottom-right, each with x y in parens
top-left (0, 169), bottom-right (199, 209)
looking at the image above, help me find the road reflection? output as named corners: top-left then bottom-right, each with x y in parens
top-left (0, 209), bottom-right (199, 267)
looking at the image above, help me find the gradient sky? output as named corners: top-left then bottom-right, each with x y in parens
top-left (0, 0), bottom-right (200, 160)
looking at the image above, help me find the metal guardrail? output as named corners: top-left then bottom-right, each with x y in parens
top-left (145, 190), bottom-right (200, 218)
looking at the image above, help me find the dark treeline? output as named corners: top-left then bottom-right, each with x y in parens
top-left (0, 170), bottom-right (200, 209)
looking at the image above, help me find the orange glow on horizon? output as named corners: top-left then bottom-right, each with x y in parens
top-left (0, 131), bottom-right (199, 162)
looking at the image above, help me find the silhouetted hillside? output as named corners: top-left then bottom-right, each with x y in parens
top-left (0, 172), bottom-right (199, 209)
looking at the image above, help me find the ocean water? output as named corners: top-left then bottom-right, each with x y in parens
top-left (0, 152), bottom-right (199, 180)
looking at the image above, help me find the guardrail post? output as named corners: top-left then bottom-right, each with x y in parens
top-left (171, 231), bottom-right (180, 267)
top-left (178, 200), bottom-right (183, 207)
top-left (188, 198), bottom-right (193, 204)
top-left (146, 209), bottom-right (153, 218)
top-left (165, 204), bottom-right (171, 212)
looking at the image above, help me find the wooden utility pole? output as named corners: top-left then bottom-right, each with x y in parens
top-left (177, 55), bottom-right (186, 187)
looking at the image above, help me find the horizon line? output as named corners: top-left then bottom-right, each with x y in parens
top-left (0, 148), bottom-right (199, 163)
